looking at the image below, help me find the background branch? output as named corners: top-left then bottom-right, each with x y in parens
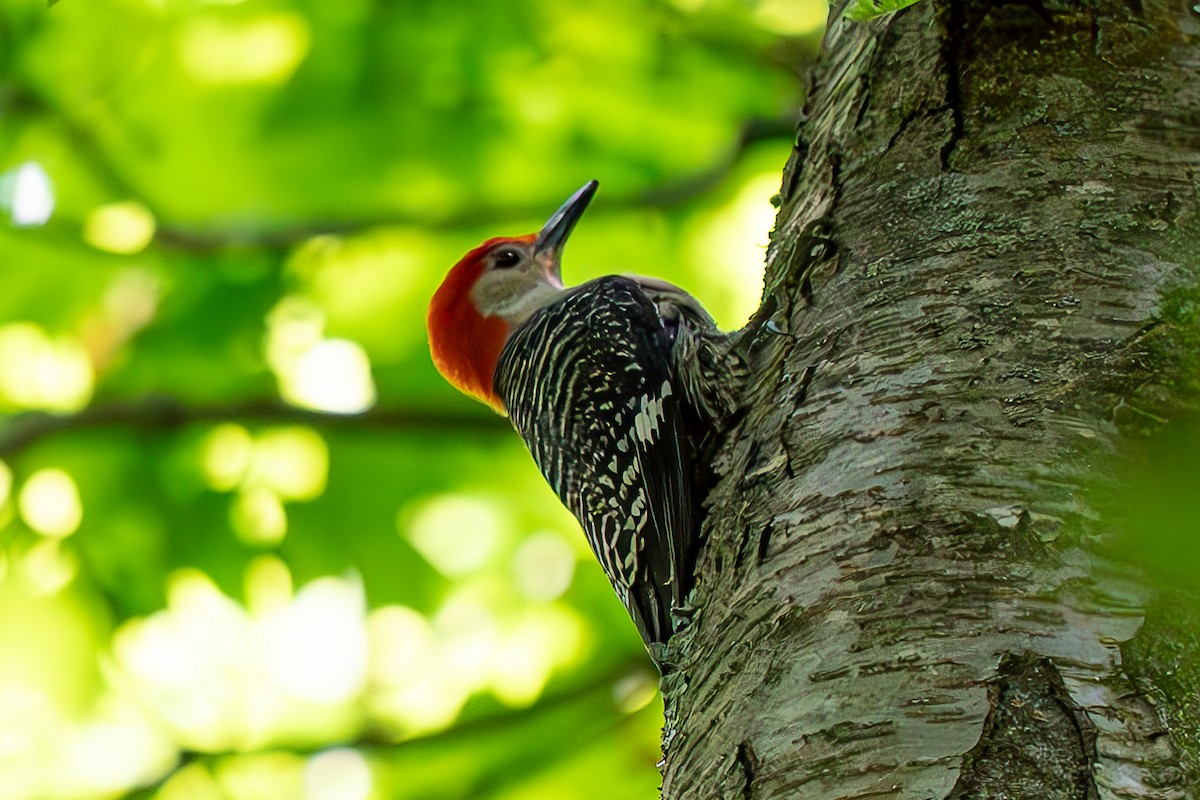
top-left (151, 115), bottom-right (799, 252)
top-left (0, 396), bottom-right (507, 459)
top-left (122, 657), bottom-right (653, 799)
top-left (5, 78), bottom-right (794, 254)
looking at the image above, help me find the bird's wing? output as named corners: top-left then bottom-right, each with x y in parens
top-left (495, 277), bottom-right (696, 647)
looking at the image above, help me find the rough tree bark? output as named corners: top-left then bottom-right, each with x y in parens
top-left (660, 1), bottom-right (1199, 798)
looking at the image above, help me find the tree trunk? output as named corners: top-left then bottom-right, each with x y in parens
top-left (660, 1), bottom-right (1199, 797)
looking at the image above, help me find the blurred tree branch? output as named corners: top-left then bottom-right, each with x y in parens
top-left (0, 396), bottom-right (506, 459)
top-left (151, 114), bottom-right (794, 250)
top-left (155, 116), bottom-right (796, 251)
top-left (124, 657), bottom-right (653, 799)
top-left (6, 80), bottom-right (794, 253)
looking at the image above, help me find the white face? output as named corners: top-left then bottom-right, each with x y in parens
top-left (469, 240), bottom-right (565, 326)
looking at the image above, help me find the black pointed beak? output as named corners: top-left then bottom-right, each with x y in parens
top-left (534, 180), bottom-right (598, 256)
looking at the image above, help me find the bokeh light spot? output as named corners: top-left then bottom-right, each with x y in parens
top-left (285, 339), bottom-right (377, 414)
top-left (113, 569), bottom-right (250, 750)
top-left (265, 298), bottom-right (377, 414)
top-left (304, 748), bottom-right (372, 800)
top-left (262, 576), bottom-right (368, 703)
top-left (612, 670), bottom-right (659, 714)
top-left (113, 570), bottom-right (373, 753)
top-left (102, 269), bottom-right (160, 331)
top-left (367, 605), bottom-right (434, 686)
top-left (61, 706), bottom-right (176, 794)
top-left (434, 586), bottom-right (503, 691)
top-left (503, 607), bottom-right (585, 702)
top-left (288, 232), bottom-right (432, 360)
top-left (21, 540), bottom-right (78, 595)
top-left (266, 296), bottom-right (324, 359)
top-left (511, 531), bottom-right (576, 601)
top-left (18, 469), bottom-right (83, 539)
top-left (244, 555), bottom-right (294, 615)
top-left (230, 486), bottom-right (287, 546)
top-left (404, 495), bottom-right (509, 577)
top-left (157, 763), bottom-right (223, 800)
top-left (0, 323), bottom-right (94, 412)
top-left (83, 201), bottom-right (157, 254)
top-left (249, 427), bottom-right (329, 501)
top-left (214, 753), bottom-right (306, 799)
top-left (489, 627), bottom-right (553, 707)
top-left (365, 605), bottom-right (470, 735)
top-left (86, 269), bottom-right (162, 370)
top-left (179, 13), bottom-right (311, 85)
top-left (202, 424), bottom-right (254, 491)
top-left (0, 689), bottom-right (58, 800)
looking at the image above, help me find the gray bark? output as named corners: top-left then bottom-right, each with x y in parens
top-left (660, 1), bottom-right (1200, 798)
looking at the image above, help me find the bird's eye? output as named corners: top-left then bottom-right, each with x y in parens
top-left (492, 247), bottom-right (522, 269)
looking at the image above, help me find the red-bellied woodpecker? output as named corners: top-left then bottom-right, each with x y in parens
top-left (427, 180), bottom-right (732, 658)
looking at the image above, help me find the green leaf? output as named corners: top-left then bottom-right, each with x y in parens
top-left (844, 0), bottom-right (922, 21)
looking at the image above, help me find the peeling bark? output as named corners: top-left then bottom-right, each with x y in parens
top-left (661, 1), bottom-right (1200, 798)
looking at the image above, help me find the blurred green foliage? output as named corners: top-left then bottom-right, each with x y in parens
top-left (0, 0), bottom-right (820, 797)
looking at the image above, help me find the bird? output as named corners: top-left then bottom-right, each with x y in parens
top-left (427, 180), bottom-right (734, 660)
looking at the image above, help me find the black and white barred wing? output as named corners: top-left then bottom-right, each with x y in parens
top-left (494, 277), bottom-right (694, 647)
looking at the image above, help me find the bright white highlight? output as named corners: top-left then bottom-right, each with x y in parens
top-left (262, 576), bottom-right (369, 704)
top-left (266, 297), bottom-right (377, 414)
top-left (287, 339), bottom-right (376, 414)
top-left (0, 323), bottom-right (94, 412)
top-left (112, 569), bottom-right (370, 751)
top-left (0, 162), bottom-right (54, 227)
top-left (18, 469), bottom-right (83, 539)
top-left (304, 748), bottom-right (372, 800)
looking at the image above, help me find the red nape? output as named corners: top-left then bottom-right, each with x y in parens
top-left (427, 237), bottom-right (525, 414)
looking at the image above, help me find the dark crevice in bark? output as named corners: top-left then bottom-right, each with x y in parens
top-left (755, 522), bottom-right (773, 566)
top-left (798, 271), bottom-right (815, 306)
top-left (736, 741), bottom-right (759, 799)
top-left (794, 364), bottom-right (817, 404)
top-left (885, 104), bottom-right (928, 155)
top-left (939, 0), bottom-right (968, 170)
top-left (732, 521), bottom-right (761, 573)
top-left (1120, 0), bottom-right (1145, 18)
top-left (950, 654), bottom-right (1100, 800)
top-left (825, 149), bottom-right (845, 224)
top-left (852, 76), bottom-right (874, 131)
top-left (937, 0), bottom-right (1065, 170)
top-left (1088, 0), bottom-right (1102, 51)
top-left (779, 135), bottom-right (807, 210)
top-left (1010, 0), bottom-right (1057, 26)
top-left (794, 219), bottom-right (838, 308)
